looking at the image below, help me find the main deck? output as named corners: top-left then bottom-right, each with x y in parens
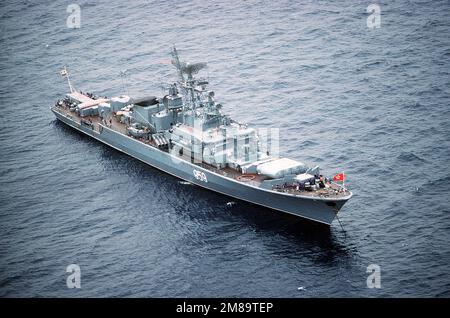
top-left (53, 103), bottom-right (349, 199)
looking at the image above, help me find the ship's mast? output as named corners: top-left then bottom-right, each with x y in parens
top-left (170, 47), bottom-right (221, 126)
top-left (171, 46), bottom-right (185, 83)
top-left (171, 46), bottom-right (186, 123)
top-left (62, 66), bottom-right (74, 93)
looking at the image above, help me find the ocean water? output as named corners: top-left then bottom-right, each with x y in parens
top-left (1, 0), bottom-right (450, 297)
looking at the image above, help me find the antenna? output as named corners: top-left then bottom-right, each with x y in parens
top-left (159, 82), bottom-right (166, 96)
top-left (171, 45), bottom-right (185, 82)
top-left (119, 69), bottom-right (130, 96)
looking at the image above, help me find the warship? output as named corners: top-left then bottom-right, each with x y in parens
top-left (51, 47), bottom-right (352, 225)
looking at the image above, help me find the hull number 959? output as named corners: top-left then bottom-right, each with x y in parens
top-left (193, 169), bottom-right (208, 183)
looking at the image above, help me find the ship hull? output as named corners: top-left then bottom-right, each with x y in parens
top-left (52, 109), bottom-right (350, 225)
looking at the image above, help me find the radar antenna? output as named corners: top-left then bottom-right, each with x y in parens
top-left (171, 46), bottom-right (207, 81)
top-left (181, 62), bottom-right (207, 80)
top-left (119, 69), bottom-right (130, 96)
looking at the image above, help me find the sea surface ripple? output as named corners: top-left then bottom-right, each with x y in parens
top-left (0, 0), bottom-right (449, 297)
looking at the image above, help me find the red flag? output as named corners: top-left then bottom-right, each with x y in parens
top-left (332, 173), bottom-right (345, 182)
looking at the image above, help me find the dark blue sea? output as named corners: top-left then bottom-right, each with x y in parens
top-left (1, 0), bottom-right (449, 297)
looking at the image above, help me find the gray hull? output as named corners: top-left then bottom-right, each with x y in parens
top-left (52, 109), bottom-right (350, 225)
